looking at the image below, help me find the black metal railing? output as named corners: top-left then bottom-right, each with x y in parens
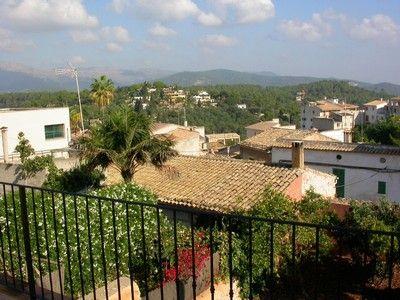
top-left (0, 181), bottom-right (399, 299)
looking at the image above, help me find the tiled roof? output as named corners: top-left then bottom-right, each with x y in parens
top-left (206, 133), bottom-right (240, 142)
top-left (166, 128), bottom-right (199, 142)
top-left (241, 128), bottom-right (400, 156)
top-left (241, 128), bottom-right (338, 151)
top-left (364, 100), bottom-right (387, 106)
top-left (131, 156), bottom-right (301, 212)
top-left (316, 101), bottom-right (358, 112)
top-left (245, 120), bottom-right (279, 131)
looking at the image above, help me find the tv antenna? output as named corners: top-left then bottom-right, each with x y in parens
top-left (55, 62), bottom-right (85, 132)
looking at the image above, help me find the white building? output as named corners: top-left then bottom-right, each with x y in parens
top-left (388, 97), bottom-right (400, 117)
top-left (300, 100), bottom-right (360, 130)
top-left (0, 107), bottom-right (71, 161)
top-left (236, 104), bottom-right (247, 109)
top-left (240, 128), bottom-right (400, 203)
top-left (152, 123), bottom-right (206, 156)
top-left (363, 99), bottom-right (388, 124)
top-left (192, 91), bottom-right (214, 105)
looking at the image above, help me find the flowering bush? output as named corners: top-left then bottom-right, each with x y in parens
top-left (163, 242), bottom-right (211, 284)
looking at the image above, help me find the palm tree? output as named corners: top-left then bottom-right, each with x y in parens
top-left (90, 75), bottom-right (116, 109)
top-left (79, 105), bottom-right (177, 182)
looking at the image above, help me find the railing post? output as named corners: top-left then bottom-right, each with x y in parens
top-left (19, 186), bottom-right (36, 299)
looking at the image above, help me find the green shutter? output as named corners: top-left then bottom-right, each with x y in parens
top-left (333, 168), bottom-right (345, 198)
top-left (378, 181), bottom-right (386, 195)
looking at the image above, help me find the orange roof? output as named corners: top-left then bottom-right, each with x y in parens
top-left (316, 101), bottom-right (358, 112)
top-left (245, 120), bottom-right (280, 131)
top-left (131, 156), bottom-right (302, 212)
top-left (167, 128), bottom-right (199, 141)
top-left (241, 128), bottom-right (337, 150)
top-left (364, 99), bottom-right (387, 106)
top-left (241, 128), bottom-right (400, 156)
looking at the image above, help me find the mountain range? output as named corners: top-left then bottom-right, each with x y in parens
top-left (0, 63), bottom-right (399, 95)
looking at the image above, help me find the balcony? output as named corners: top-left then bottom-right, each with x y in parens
top-left (0, 181), bottom-right (399, 299)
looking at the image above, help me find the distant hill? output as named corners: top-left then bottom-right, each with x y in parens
top-left (359, 82), bottom-right (400, 96)
top-left (1, 64), bottom-right (399, 95)
top-left (160, 69), bottom-right (325, 87)
top-left (0, 65), bottom-right (173, 92)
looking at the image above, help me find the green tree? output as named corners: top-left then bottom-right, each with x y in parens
top-left (80, 105), bottom-right (177, 182)
top-left (364, 116), bottom-right (400, 146)
top-left (14, 132), bottom-right (57, 179)
top-left (89, 75), bottom-right (116, 109)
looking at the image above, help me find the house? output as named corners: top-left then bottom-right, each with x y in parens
top-left (152, 123), bottom-right (206, 156)
top-left (107, 155), bottom-right (336, 212)
top-left (300, 100), bottom-right (361, 130)
top-left (245, 119), bottom-right (296, 138)
top-left (388, 97), bottom-right (400, 117)
top-left (192, 91), bottom-right (214, 105)
top-left (240, 127), bottom-right (400, 203)
top-left (363, 99), bottom-right (388, 124)
top-left (163, 87), bottom-right (187, 103)
top-left (0, 107), bottom-right (71, 162)
top-left (236, 104), bottom-right (247, 109)
top-left (205, 133), bottom-right (241, 151)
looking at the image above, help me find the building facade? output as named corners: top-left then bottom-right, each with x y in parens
top-left (240, 128), bottom-right (400, 203)
top-left (0, 107), bottom-right (71, 160)
top-left (363, 99), bottom-right (388, 125)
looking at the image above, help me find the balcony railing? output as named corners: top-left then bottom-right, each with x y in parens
top-left (0, 181), bottom-right (399, 299)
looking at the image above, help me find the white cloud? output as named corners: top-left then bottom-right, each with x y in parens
top-left (136, 0), bottom-right (199, 21)
top-left (149, 23), bottom-right (176, 37)
top-left (199, 34), bottom-right (237, 47)
top-left (143, 40), bottom-right (171, 51)
top-left (106, 42), bottom-right (123, 52)
top-left (71, 56), bottom-right (85, 65)
top-left (110, 0), bottom-right (130, 14)
top-left (70, 30), bottom-right (99, 43)
top-left (0, 27), bottom-right (33, 52)
top-left (216, 0), bottom-right (275, 23)
top-left (280, 13), bottom-right (332, 42)
top-left (0, 0), bottom-right (99, 31)
top-left (348, 14), bottom-right (399, 41)
top-left (197, 12), bottom-right (222, 26)
top-left (101, 26), bottom-right (132, 43)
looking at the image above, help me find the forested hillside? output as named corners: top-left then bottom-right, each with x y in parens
top-left (0, 80), bottom-right (389, 136)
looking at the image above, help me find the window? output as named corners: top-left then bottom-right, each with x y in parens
top-left (378, 181), bottom-right (386, 195)
top-left (45, 124), bottom-right (65, 139)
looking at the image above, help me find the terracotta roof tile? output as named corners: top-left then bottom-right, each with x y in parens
top-left (364, 100), bottom-right (387, 106)
top-left (241, 128), bottom-right (400, 156)
top-left (241, 128), bottom-right (337, 150)
top-left (129, 156), bottom-right (301, 212)
top-left (245, 121), bottom-right (280, 131)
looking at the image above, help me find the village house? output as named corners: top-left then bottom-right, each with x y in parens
top-left (245, 119), bottom-right (296, 138)
top-left (240, 127), bottom-right (400, 202)
top-left (0, 107), bottom-right (71, 162)
top-left (163, 87), bottom-right (187, 104)
top-left (152, 123), bottom-right (206, 156)
top-left (192, 91), bottom-right (215, 105)
top-left (388, 97), bottom-right (400, 117)
top-left (363, 99), bottom-right (388, 124)
top-left (205, 133), bottom-right (241, 151)
top-left (300, 99), bottom-right (361, 130)
top-left (107, 154), bottom-right (336, 213)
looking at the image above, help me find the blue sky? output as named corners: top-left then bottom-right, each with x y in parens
top-left (0, 0), bottom-right (400, 84)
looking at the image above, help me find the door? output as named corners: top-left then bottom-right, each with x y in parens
top-left (333, 168), bottom-right (345, 198)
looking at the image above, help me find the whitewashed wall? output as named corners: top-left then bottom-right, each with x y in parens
top-left (271, 147), bottom-right (400, 202)
top-left (0, 108), bottom-right (71, 156)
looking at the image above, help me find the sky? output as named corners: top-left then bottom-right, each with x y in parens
top-left (0, 0), bottom-right (400, 84)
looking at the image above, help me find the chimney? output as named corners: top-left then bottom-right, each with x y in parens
top-left (1, 127), bottom-right (9, 163)
top-left (184, 120), bottom-right (188, 127)
top-left (292, 141), bottom-right (304, 169)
